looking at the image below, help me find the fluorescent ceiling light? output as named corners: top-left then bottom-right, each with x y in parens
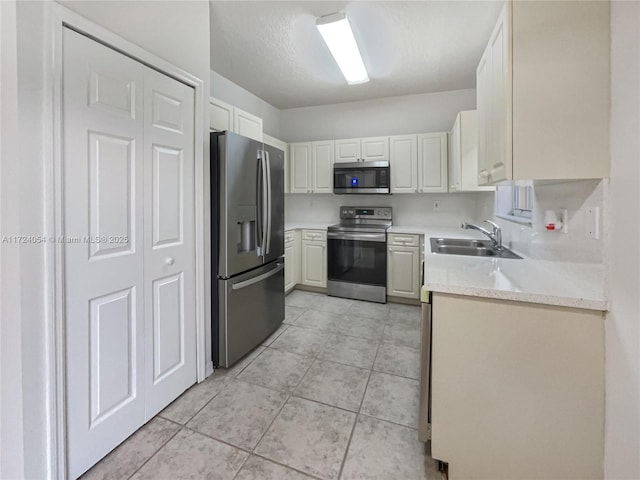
top-left (316, 12), bottom-right (369, 85)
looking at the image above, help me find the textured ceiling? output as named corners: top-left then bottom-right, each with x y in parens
top-left (210, 1), bottom-right (503, 109)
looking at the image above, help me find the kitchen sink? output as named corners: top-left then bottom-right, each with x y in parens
top-left (429, 238), bottom-right (522, 259)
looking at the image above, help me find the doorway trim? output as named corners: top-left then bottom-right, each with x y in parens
top-left (46, 4), bottom-right (208, 478)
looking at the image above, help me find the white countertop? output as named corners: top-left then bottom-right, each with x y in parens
top-left (285, 223), bottom-right (329, 231)
top-left (420, 228), bottom-right (607, 311)
top-left (284, 223), bottom-right (607, 310)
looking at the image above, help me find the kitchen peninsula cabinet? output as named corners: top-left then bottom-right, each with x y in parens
top-left (430, 292), bottom-right (604, 479)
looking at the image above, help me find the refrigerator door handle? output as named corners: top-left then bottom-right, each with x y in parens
top-left (256, 151), bottom-right (264, 257)
top-left (231, 262), bottom-right (284, 290)
top-left (261, 150), bottom-right (269, 258)
top-left (265, 150), bottom-right (272, 255)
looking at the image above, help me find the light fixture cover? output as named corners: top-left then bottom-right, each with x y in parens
top-left (316, 12), bottom-right (369, 85)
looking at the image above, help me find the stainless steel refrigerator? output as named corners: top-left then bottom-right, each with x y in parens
top-left (211, 131), bottom-right (285, 368)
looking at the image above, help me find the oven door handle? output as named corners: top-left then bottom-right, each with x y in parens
top-left (327, 231), bottom-right (386, 242)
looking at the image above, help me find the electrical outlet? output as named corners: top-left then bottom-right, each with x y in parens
top-left (433, 200), bottom-right (441, 211)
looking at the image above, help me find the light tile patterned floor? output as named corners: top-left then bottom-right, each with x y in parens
top-left (81, 290), bottom-right (442, 480)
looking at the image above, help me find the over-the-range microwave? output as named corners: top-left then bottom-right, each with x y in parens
top-left (333, 161), bottom-right (390, 194)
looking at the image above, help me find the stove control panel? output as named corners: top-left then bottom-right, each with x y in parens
top-left (339, 206), bottom-right (392, 221)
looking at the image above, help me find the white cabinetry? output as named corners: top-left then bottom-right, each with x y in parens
top-left (289, 143), bottom-right (312, 194)
top-left (284, 230), bottom-right (299, 293)
top-left (289, 141), bottom-right (333, 194)
top-left (431, 293), bottom-right (604, 479)
top-left (234, 108), bottom-right (263, 142)
top-left (312, 141), bottom-right (334, 193)
top-left (387, 233), bottom-right (422, 299)
top-left (418, 133), bottom-right (448, 193)
top-left (477, 1), bottom-right (610, 184)
top-left (263, 134), bottom-right (289, 194)
top-left (389, 134), bottom-right (447, 194)
top-left (209, 96), bottom-right (263, 142)
top-left (209, 97), bottom-right (233, 132)
top-left (335, 136), bottom-right (389, 163)
top-left (389, 135), bottom-right (418, 194)
top-left (448, 111), bottom-right (494, 192)
top-left (301, 230), bottom-right (327, 288)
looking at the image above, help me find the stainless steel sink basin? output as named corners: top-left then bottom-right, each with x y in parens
top-left (432, 238), bottom-right (491, 248)
top-left (429, 238), bottom-right (522, 259)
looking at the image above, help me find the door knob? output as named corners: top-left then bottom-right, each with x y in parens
top-left (165, 257), bottom-right (175, 265)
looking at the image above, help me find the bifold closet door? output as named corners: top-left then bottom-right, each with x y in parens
top-left (63, 27), bottom-right (196, 479)
top-left (142, 65), bottom-right (196, 418)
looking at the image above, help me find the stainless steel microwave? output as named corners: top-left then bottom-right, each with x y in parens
top-left (333, 161), bottom-right (390, 194)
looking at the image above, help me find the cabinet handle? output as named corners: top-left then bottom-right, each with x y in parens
top-left (165, 257), bottom-right (175, 266)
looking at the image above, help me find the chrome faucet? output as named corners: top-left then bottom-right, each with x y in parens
top-left (461, 220), bottom-right (503, 251)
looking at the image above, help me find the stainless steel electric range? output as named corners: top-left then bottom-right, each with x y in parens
top-left (327, 206), bottom-right (392, 303)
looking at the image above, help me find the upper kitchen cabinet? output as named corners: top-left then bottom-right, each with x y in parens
top-left (311, 140), bottom-right (335, 193)
top-left (289, 141), bottom-right (334, 194)
top-left (263, 134), bottom-right (289, 194)
top-left (290, 142), bottom-right (312, 193)
top-left (477, 1), bottom-right (610, 185)
top-left (209, 97), bottom-right (234, 132)
top-left (335, 136), bottom-right (389, 163)
top-left (449, 110), bottom-right (494, 192)
top-left (389, 135), bottom-right (418, 193)
top-left (234, 108), bottom-right (263, 142)
top-left (390, 133), bottom-right (448, 193)
top-left (209, 97), bottom-right (263, 142)
top-left (418, 133), bottom-right (448, 193)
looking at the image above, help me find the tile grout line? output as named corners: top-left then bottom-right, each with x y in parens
top-left (336, 342), bottom-right (381, 480)
top-left (125, 423), bottom-right (183, 480)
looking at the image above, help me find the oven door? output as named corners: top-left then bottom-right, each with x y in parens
top-left (327, 231), bottom-right (387, 287)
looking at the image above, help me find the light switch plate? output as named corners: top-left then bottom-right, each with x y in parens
top-left (585, 206), bottom-right (600, 239)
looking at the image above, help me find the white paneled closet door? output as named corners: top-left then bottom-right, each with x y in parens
top-left (142, 67), bottom-right (196, 418)
top-left (62, 28), bottom-right (196, 479)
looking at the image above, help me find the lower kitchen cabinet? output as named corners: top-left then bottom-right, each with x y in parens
top-left (387, 233), bottom-right (423, 299)
top-left (284, 230), bottom-right (300, 293)
top-left (430, 293), bottom-right (605, 479)
top-left (301, 229), bottom-right (327, 288)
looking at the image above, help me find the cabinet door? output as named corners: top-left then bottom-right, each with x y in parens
top-left (289, 143), bottom-right (312, 193)
top-left (209, 97), bottom-right (233, 132)
top-left (264, 134), bottom-right (289, 193)
top-left (335, 138), bottom-right (361, 163)
top-left (302, 240), bottom-right (326, 287)
top-left (418, 133), bottom-right (448, 193)
top-left (233, 107), bottom-right (263, 142)
top-left (389, 135), bottom-right (418, 193)
top-left (312, 140), bottom-right (334, 193)
top-left (387, 246), bottom-right (420, 299)
top-left (476, 49), bottom-right (491, 186)
top-left (487, 4), bottom-right (511, 184)
top-left (361, 136), bottom-right (389, 161)
top-left (458, 110), bottom-right (494, 192)
top-left (284, 243), bottom-right (295, 292)
top-left (448, 118), bottom-right (461, 192)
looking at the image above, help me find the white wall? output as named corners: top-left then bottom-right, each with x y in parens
top-left (285, 192), bottom-right (491, 228)
top-left (280, 88), bottom-right (476, 142)
top-left (480, 179), bottom-right (606, 263)
top-left (0, 1), bottom-right (25, 478)
top-left (605, 2), bottom-right (640, 478)
top-left (211, 70), bottom-right (282, 137)
top-left (14, 1), bottom-right (211, 478)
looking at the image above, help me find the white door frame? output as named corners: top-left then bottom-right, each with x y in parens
top-left (46, 5), bottom-right (207, 478)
